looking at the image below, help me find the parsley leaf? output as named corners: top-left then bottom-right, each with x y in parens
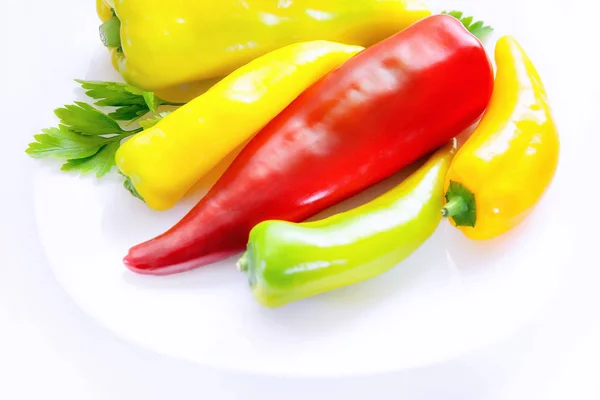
top-left (28, 79), bottom-right (185, 200)
top-left (443, 11), bottom-right (494, 42)
top-left (108, 105), bottom-right (150, 122)
top-left (55, 102), bottom-right (124, 135)
top-left (139, 112), bottom-right (171, 130)
top-left (27, 105), bottom-right (141, 180)
top-left (143, 92), bottom-right (160, 113)
top-left (77, 80), bottom-right (149, 106)
top-left (61, 140), bottom-right (121, 178)
top-left (76, 80), bottom-right (183, 121)
top-left (26, 127), bottom-right (108, 160)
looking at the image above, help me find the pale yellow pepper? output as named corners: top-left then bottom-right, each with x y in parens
top-left (97, 0), bottom-right (430, 96)
top-left (442, 36), bottom-right (560, 240)
top-left (116, 41), bottom-right (364, 211)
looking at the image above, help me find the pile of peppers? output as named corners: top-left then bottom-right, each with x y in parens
top-left (94, 2), bottom-right (559, 307)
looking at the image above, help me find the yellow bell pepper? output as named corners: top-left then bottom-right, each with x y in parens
top-left (116, 41), bottom-right (364, 211)
top-left (442, 36), bottom-right (560, 240)
top-left (97, 0), bottom-right (430, 94)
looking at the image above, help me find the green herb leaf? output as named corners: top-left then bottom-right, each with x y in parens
top-left (61, 140), bottom-right (121, 178)
top-left (26, 127), bottom-right (108, 160)
top-left (139, 112), bottom-right (171, 129)
top-left (76, 80), bottom-right (184, 121)
top-left (443, 181), bottom-right (477, 227)
top-left (120, 172), bottom-right (145, 202)
top-left (143, 92), bottom-right (160, 113)
top-left (442, 10), bottom-right (494, 41)
top-left (27, 79), bottom-right (175, 188)
top-left (108, 105), bottom-right (150, 122)
top-left (55, 102), bottom-right (124, 135)
top-left (461, 15), bottom-right (473, 27)
top-left (76, 80), bottom-right (149, 107)
top-left (77, 80), bottom-right (154, 121)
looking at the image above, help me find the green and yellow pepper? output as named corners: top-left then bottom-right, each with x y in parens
top-left (442, 36), bottom-right (560, 240)
top-left (238, 141), bottom-right (456, 308)
top-left (116, 41), bottom-right (363, 211)
top-left (96, 0), bottom-right (430, 99)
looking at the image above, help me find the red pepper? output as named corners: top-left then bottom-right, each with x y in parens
top-left (124, 15), bottom-right (494, 275)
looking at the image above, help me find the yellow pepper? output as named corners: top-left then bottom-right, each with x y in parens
top-left (442, 36), bottom-right (560, 240)
top-left (116, 41), bottom-right (364, 211)
top-left (96, 0), bottom-right (113, 22)
top-left (97, 0), bottom-right (430, 96)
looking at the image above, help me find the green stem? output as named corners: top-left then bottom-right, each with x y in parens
top-left (442, 196), bottom-right (468, 218)
top-left (116, 128), bottom-right (143, 140)
top-left (237, 253), bottom-right (249, 272)
top-left (160, 100), bottom-right (187, 107)
top-left (442, 181), bottom-right (477, 227)
top-left (100, 15), bottom-right (121, 48)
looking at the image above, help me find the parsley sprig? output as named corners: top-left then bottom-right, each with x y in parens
top-left (26, 80), bottom-right (180, 181)
top-left (26, 111), bottom-right (141, 178)
top-left (76, 80), bottom-right (183, 121)
top-left (443, 11), bottom-right (494, 42)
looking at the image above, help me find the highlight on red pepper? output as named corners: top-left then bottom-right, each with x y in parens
top-left (123, 14), bottom-right (495, 276)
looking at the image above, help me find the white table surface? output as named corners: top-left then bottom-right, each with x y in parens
top-left (2, 0), bottom-right (599, 398)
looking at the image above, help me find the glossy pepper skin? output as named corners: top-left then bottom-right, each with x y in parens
top-left (97, 0), bottom-right (218, 103)
top-left (238, 142), bottom-right (456, 308)
top-left (124, 15), bottom-right (494, 275)
top-left (96, 0), bottom-right (430, 95)
top-left (442, 36), bottom-right (560, 240)
top-left (116, 41), bottom-right (364, 211)
top-left (97, 0), bottom-right (113, 22)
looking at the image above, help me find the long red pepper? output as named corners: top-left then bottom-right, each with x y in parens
top-left (124, 15), bottom-right (494, 275)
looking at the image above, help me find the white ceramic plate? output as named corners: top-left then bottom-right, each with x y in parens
top-left (30, 0), bottom-right (579, 377)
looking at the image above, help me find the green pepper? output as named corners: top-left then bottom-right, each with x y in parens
top-left (237, 141), bottom-right (457, 308)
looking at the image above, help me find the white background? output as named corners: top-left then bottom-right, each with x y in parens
top-left (2, 0), bottom-right (599, 398)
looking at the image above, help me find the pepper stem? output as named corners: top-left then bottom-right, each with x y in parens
top-left (237, 252), bottom-right (249, 272)
top-left (99, 15), bottom-right (121, 48)
top-left (442, 197), bottom-right (467, 218)
top-left (442, 181), bottom-right (477, 228)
